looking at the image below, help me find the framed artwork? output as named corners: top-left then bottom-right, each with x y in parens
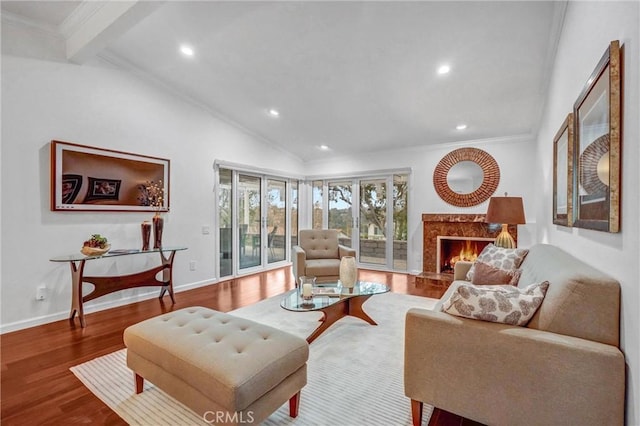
top-left (552, 113), bottom-right (573, 226)
top-left (51, 140), bottom-right (170, 212)
top-left (572, 40), bottom-right (621, 232)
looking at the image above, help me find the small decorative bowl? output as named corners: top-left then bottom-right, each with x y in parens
top-left (81, 245), bottom-right (111, 256)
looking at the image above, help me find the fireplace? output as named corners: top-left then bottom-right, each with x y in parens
top-left (416, 213), bottom-right (518, 294)
top-left (436, 236), bottom-right (494, 273)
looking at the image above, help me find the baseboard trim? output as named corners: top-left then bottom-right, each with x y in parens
top-left (0, 279), bottom-right (217, 334)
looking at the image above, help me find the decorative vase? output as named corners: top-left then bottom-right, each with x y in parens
top-left (339, 256), bottom-right (357, 288)
top-left (153, 214), bottom-right (164, 249)
top-left (141, 221), bottom-right (151, 251)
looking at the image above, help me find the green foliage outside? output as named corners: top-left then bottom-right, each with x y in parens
top-left (328, 180), bottom-right (408, 241)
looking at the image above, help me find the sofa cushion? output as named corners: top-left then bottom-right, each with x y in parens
top-left (441, 281), bottom-right (549, 326)
top-left (470, 261), bottom-right (521, 285)
top-left (466, 243), bottom-right (529, 281)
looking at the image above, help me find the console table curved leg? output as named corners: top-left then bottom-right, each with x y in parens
top-left (158, 250), bottom-right (176, 303)
top-left (69, 260), bottom-right (87, 327)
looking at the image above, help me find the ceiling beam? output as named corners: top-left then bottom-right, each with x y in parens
top-left (64, 1), bottom-right (164, 64)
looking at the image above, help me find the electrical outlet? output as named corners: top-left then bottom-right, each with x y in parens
top-left (189, 260), bottom-right (197, 271)
top-left (36, 286), bottom-right (47, 301)
top-left (202, 226), bottom-right (210, 235)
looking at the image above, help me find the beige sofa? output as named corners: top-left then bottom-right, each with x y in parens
top-left (405, 244), bottom-right (625, 426)
top-left (292, 229), bottom-right (356, 283)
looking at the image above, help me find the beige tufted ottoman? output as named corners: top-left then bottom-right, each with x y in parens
top-left (123, 306), bottom-right (309, 425)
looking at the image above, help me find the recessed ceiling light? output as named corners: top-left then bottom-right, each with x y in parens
top-left (268, 108), bottom-right (280, 117)
top-left (180, 45), bottom-right (194, 56)
top-left (456, 124), bottom-right (467, 130)
top-left (437, 64), bottom-right (451, 75)
top-left (319, 145), bottom-right (329, 151)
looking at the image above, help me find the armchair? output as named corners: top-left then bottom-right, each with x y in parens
top-left (292, 229), bottom-right (356, 283)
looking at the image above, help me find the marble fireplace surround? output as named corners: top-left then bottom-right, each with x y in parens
top-left (422, 213), bottom-right (518, 275)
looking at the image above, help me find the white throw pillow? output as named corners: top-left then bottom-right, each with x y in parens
top-left (466, 243), bottom-right (529, 282)
top-left (441, 281), bottom-right (549, 326)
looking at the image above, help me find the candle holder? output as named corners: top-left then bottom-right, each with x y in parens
top-left (298, 276), bottom-right (316, 301)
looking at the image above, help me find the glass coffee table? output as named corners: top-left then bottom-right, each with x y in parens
top-left (281, 281), bottom-right (389, 343)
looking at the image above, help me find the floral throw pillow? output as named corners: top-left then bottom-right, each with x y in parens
top-left (470, 261), bottom-right (521, 286)
top-left (466, 243), bottom-right (529, 282)
top-left (441, 281), bottom-right (549, 326)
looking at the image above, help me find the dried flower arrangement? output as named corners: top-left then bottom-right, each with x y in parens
top-left (138, 180), bottom-right (166, 213)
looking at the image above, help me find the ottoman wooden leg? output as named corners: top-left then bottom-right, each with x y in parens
top-left (289, 392), bottom-right (301, 418)
top-left (135, 373), bottom-right (144, 394)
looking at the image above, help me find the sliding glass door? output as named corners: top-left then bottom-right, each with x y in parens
top-left (219, 168), bottom-right (233, 277)
top-left (359, 178), bottom-right (387, 265)
top-left (328, 180), bottom-right (354, 248)
top-left (238, 174), bottom-right (261, 270)
top-left (217, 167), bottom-right (297, 277)
top-left (312, 173), bottom-right (408, 271)
top-left (267, 178), bottom-right (286, 264)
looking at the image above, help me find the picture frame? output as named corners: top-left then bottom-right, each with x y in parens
top-left (51, 140), bottom-right (170, 212)
top-left (552, 113), bottom-right (573, 227)
top-left (572, 40), bottom-right (621, 232)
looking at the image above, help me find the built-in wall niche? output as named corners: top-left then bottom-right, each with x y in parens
top-left (436, 236), bottom-right (494, 273)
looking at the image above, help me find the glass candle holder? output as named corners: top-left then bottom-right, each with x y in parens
top-left (298, 276), bottom-right (316, 300)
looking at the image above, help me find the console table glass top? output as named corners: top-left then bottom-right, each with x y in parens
top-left (50, 246), bottom-right (187, 328)
top-left (50, 246), bottom-right (187, 262)
top-left (281, 281), bottom-right (389, 312)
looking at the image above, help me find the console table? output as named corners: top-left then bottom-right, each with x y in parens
top-left (50, 247), bottom-right (187, 327)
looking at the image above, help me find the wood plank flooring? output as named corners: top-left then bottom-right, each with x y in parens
top-left (0, 267), bottom-right (476, 425)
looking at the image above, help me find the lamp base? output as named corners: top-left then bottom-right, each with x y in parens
top-left (494, 224), bottom-right (516, 249)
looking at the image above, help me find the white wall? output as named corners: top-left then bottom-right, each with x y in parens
top-left (534, 2), bottom-right (640, 424)
top-left (0, 49), bottom-right (540, 331)
top-left (0, 54), bottom-right (304, 332)
top-left (306, 135), bottom-right (538, 274)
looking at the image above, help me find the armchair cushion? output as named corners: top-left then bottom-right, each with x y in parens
top-left (305, 259), bottom-right (341, 278)
top-left (299, 229), bottom-right (339, 259)
top-left (441, 281), bottom-right (549, 326)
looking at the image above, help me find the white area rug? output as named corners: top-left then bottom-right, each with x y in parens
top-left (70, 292), bottom-right (437, 425)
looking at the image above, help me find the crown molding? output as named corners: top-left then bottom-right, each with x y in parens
top-left (58, 1), bottom-right (107, 40)
top-left (0, 10), bottom-right (62, 39)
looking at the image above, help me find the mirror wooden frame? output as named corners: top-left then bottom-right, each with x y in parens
top-left (572, 40), bottom-right (621, 232)
top-left (553, 113), bottom-right (574, 226)
top-left (433, 147), bottom-right (500, 207)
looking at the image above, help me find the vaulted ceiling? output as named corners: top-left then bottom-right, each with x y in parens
top-left (1, 1), bottom-right (566, 161)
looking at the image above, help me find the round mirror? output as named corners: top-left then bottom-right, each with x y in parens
top-left (433, 148), bottom-right (500, 207)
top-left (447, 160), bottom-right (484, 194)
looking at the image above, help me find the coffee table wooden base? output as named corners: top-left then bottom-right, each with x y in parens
top-left (306, 294), bottom-right (376, 343)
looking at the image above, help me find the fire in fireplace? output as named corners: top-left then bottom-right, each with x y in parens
top-left (436, 236), bottom-right (494, 273)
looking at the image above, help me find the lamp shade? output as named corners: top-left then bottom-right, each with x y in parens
top-left (485, 197), bottom-right (526, 224)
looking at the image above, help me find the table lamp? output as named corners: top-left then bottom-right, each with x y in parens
top-left (485, 195), bottom-right (526, 248)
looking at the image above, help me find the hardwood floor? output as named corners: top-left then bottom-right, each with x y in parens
top-left (0, 267), bottom-right (472, 425)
